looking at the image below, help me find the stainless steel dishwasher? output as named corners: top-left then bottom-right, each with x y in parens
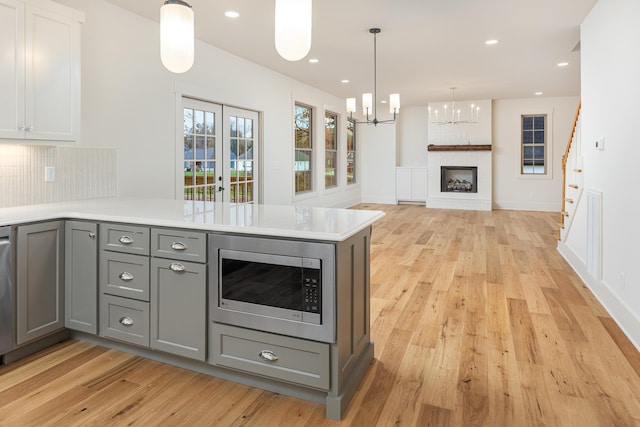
top-left (0, 226), bottom-right (13, 358)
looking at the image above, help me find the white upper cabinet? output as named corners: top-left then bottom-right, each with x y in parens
top-left (0, 0), bottom-right (83, 142)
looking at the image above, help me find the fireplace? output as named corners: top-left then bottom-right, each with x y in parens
top-left (441, 166), bottom-right (478, 193)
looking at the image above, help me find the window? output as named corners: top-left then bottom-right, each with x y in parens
top-left (346, 118), bottom-right (356, 184)
top-left (325, 111), bottom-right (338, 188)
top-left (521, 114), bottom-right (546, 175)
top-left (295, 103), bottom-right (313, 193)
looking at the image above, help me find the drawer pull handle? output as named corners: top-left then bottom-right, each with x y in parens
top-left (170, 262), bottom-right (186, 272)
top-left (119, 235), bottom-right (134, 245)
top-left (119, 272), bottom-right (134, 282)
top-left (119, 316), bottom-right (134, 326)
top-left (89, 232), bottom-right (96, 239)
top-left (258, 350), bottom-right (279, 362)
top-left (171, 241), bottom-right (187, 251)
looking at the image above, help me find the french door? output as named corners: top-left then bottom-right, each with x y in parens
top-left (182, 98), bottom-right (259, 204)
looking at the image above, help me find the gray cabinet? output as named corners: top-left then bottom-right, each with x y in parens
top-left (16, 221), bottom-right (64, 345)
top-left (99, 223), bottom-right (150, 347)
top-left (150, 258), bottom-right (206, 360)
top-left (98, 224), bottom-right (207, 360)
top-left (64, 221), bottom-right (98, 334)
top-left (150, 228), bottom-right (206, 361)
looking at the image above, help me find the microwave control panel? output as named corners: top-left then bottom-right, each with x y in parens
top-left (303, 268), bottom-right (321, 314)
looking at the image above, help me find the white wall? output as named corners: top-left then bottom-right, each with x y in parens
top-left (53, 0), bottom-right (366, 208)
top-left (492, 97), bottom-right (579, 211)
top-left (360, 124), bottom-right (397, 204)
top-left (560, 0), bottom-right (640, 348)
top-left (396, 106), bottom-right (428, 167)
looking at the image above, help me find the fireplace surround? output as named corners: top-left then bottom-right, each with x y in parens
top-left (426, 145), bottom-right (492, 211)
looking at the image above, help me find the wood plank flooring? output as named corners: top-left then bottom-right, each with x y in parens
top-left (2, 204), bottom-right (640, 426)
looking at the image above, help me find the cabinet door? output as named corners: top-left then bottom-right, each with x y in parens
top-left (0, 0), bottom-right (25, 139)
top-left (150, 258), bottom-right (206, 360)
top-left (16, 221), bottom-right (64, 345)
top-left (411, 168), bottom-right (428, 201)
top-left (396, 168), bottom-right (412, 201)
top-left (24, 3), bottom-right (81, 141)
top-left (65, 221), bottom-right (97, 334)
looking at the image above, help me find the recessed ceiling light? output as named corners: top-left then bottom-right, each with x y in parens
top-left (380, 100), bottom-right (388, 104)
top-left (225, 10), bottom-right (239, 18)
top-left (485, 39), bottom-right (499, 45)
top-left (535, 92), bottom-right (543, 96)
top-left (308, 58), bottom-right (319, 63)
top-left (341, 79), bottom-right (349, 84)
top-left (557, 62), bottom-right (569, 67)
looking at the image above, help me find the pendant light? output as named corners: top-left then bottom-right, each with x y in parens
top-left (346, 28), bottom-right (400, 126)
top-left (275, 0), bottom-right (312, 61)
top-left (160, 0), bottom-right (194, 73)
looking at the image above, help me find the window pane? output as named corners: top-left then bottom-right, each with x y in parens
top-left (245, 119), bottom-right (253, 138)
top-left (230, 116), bottom-right (237, 137)
top-left (239, 139), bottom-right (246, 160)
top-left (205, 112), bottom-right (214, 135)
top-left (246, 139), bottom-right (253, 160)
top-left (523, 146), bottom-right (533, 161)
top-left (184, 135), bottom-right (194, 158)
top-left (230, 138), bottom-right (238, 160)
top-left (522, 116), bottom-right (533, 130)
top-left (238, 117), bottom-right (245, 138)
top-left (184, 109), bottom-right (194, 134)
top-left (325, 113), bottom-right (337, 150)
top-left (523, 131), bottom-right (533, 144)
top-left (534, 130), bottom-right (544, 143)
top-left (534, 116), bottom-right (545, 129)
top-left (195, 136), bottom-right (205, 159)
top-left (295, 104), bottom-right (312, 149)
top-left (195, 110), bottom-right (205, 134)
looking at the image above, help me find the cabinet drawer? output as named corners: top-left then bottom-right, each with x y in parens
top-left (100, 295), bottom-right (149, 347)
top-left (151, 228), bottom-right (206, 263)
top-left (100, 251), bottom-right (150, 301)
top-left (211, 324), bottom-right (330, 390)
top-left (101, 223), bottom-right (149, 255)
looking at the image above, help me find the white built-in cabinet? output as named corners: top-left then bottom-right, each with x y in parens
top-left (396, 167), bottom-right (427, 203)
top-left (0, 0), bottom-right (83, 142)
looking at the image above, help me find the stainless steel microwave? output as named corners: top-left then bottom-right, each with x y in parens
top-left (209, 234), bottom-right (335, 343)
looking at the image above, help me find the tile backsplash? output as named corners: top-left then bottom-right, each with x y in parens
top-left (0, 145), bottom-right (117, 208)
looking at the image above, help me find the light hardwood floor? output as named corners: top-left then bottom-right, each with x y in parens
top-left (2, 204), bottom-right (640, 426)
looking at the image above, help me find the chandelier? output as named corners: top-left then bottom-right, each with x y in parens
top-left (428, 87), bottom-right (479, 125)
top-left (160, 0), bottom-right (195, 73)
top-left (346, 28), bottom-right (400, 126)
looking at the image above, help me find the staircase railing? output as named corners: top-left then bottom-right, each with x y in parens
top-left (561, 99), bottom-right (582, 230)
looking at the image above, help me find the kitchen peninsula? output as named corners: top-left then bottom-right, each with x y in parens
top-left (0, 198), bottom-right (384, 420)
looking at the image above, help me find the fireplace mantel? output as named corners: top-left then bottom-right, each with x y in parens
top-left (427, 144), bottom-right (492, 152)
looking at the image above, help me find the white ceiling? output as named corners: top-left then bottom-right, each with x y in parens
top-left (104, 0), bottom-right (598, 107)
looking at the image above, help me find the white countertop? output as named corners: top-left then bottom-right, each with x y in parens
top-left (0, 198), bottom-right (385, 241)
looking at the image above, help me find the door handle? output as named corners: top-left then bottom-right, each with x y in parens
top-left (217, 186), bottom-right (225, 192)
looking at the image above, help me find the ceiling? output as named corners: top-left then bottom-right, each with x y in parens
top-left (104, 0), bottom-right (598, 107)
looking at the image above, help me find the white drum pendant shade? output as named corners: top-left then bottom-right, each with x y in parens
top-left (160, 1), bottom-right (194, 73)
top-left (275, 0), bottom-right (312, 61)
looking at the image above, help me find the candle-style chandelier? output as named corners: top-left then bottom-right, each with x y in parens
top-left (428, 87), bottom-right (479, 125)
top-left (346, 28), bottom-right (400, 126)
